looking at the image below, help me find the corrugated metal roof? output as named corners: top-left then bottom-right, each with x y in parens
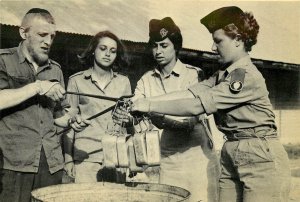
top-left (1, 0), bottom-right (300, 65)
top-left (0, 0), bottom-right (150, 41)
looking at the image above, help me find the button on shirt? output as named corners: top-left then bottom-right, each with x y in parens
top-left (0, 43), bottom-right (65, 173)
top-left (134, 60), bottom-right (203, 154)
top-left (189, 55), bottom-right (276, 135)
top-left (66, 69), bottom-right (131, 162)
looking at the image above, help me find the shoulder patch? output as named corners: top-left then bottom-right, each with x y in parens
top-left (49, 59), bottom-right (61, 68)
top-left (229, 68), bottom-right (246, 93)
top-left (69, 71), bottom-right (85, 79)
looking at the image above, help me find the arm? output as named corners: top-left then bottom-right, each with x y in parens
top-left (132, 96), bottom-right (205, 116)
top-left (0, 82), bottom-right (39, 110)
top-left (54, 77), bottom-right (90, 130)
top-left (0, 80), bottom-right (66, 111)
top-left (146, 89), bottom-right (194, 101)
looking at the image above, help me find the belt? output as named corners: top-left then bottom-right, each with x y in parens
top-left (225, 126), bottom-right (277, 141)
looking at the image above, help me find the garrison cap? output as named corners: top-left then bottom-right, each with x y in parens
top-left (149, 17), bottom-right (181, 42)
top-left (200, 6), bottom-right (244, 33)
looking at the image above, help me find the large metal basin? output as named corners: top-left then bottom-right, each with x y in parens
top-left (31, 182), bottom-right (190, 202)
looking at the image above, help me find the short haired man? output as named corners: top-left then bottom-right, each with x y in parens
top-left (0, 8), bottom-right (88, 202)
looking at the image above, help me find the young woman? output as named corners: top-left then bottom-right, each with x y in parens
top-left (131, 7), bottom-right (291, 202)
top-left (114, 17), bottom-right (219, 202)
top-left (63, 31), bottom-right (131, 183)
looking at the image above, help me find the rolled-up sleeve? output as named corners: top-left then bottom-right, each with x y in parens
top-left (189, 71), bottom-right (256, 115)
top-left (133, 77), bottom-right (146, 100)
top-left (0, 57), bottom-right (9, 90)
top-left (123, 77), bottom-right (132, 95)
top-left (65, 77), bottom-right (80, 117)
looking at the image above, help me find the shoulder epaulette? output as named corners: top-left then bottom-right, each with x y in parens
top-left (185, 65), bottom-right (200, 72)
top-left (69, 71), bottom-right (85, 79)
top-left (115, 71), bottom-right (128, 77)
top-left (0, 48), bottom-right (14, 55)
top-left (49, 59), bottom-right (61, 68)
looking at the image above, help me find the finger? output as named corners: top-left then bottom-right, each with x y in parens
top-left (82, 119), bottom-right (91, 125)
top-left (59, 86), bottom-right (66, 95)
top-left (54, 89), bottom-right (64, 100)
top-left (112, 119), bottom-right (122, 125)
top-left (71, 122), bottom-right (82, 131)
top-left (75, 115), bottom-right (82, 123)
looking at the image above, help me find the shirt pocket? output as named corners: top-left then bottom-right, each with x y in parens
top-left (9, 75), bottom-right (31, 88)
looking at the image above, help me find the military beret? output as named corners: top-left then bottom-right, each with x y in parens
top-left (149, 17), bottom-right (181, 42)
top-left (200, 6), bottom-right (244, 33)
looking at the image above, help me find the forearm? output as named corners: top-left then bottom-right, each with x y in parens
top-left (150, 98), bottom-right (205, 116)
top-left (0, 82), bottom-right (39, 110)
top-left (147, 90), bottom-right (194, 101)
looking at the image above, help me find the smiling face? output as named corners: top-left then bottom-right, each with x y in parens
top-left (151, 38), bottom-right (176, 67)
top-left (94, 37), bottom-right (117, 68)
top-left (22, 17), bottom-right (56, 66)
top-left (211, 29), bottom-right (238, 65)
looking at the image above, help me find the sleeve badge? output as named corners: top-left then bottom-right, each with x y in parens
top-left (229, 80), bottom-right (243, 92)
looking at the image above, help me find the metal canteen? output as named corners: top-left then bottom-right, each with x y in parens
top-left (133, 132), bottom-right (148, 165)
top-left (127, 137), bottom-right (144, 172)
top-left (102, 134), bottom-right (118, 168)
top-left (116, 135), bottom-right (129, 167)
top-left (145, 130), bottom-right (160, 166)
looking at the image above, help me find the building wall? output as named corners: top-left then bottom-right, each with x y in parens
top-left (1, 25), bottom-right (300, 144)
top-left (1, 24), bottom-right (299, 110)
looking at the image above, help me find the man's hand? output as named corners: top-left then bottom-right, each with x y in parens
top-left (69, 114), bottom-right (91, 132)
top-left (36, 80), bottom-right (66, 101)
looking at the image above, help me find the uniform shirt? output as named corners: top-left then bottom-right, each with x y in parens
top-left (66, 69), bottom-right (131, 162)
top-left (0, 43), bottom-right (65, 173)
top-left (189, 55), bottom-right (276, 136)
top-left (134, 60), bottom-right (203, 155)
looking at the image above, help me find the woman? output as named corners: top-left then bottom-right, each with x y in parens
top-left (63, 31), bottom-right (131, 183)
top-left (131, 7), bottom-right (291, 202)
top-left (114, 17), bottom-right (219, 202)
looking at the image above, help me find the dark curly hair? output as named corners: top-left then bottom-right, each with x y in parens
top-left (78, 31), bottom-right (127, 71)
top-left (223, 12), bottom-right (259, 52)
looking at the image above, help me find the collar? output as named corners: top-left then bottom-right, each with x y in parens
top-left (17, 43), bottom-right (26, 64)
top-left (153, 59), bottom-right (183, 78)
top-left (226, 55), bottom-right (252, 74)
top-left (84, 68), bottom-right (117, 80)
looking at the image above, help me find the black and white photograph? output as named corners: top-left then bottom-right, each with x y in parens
top-left (0, 0), bottom-right (299, 201)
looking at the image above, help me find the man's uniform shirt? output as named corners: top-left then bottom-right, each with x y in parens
top-left (0, 44), bottom-right (65, 173)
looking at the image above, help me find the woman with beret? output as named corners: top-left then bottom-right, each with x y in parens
top-left (130, 7), bottom-right (291, 202)
top-left (114, 17), bottom-right (219, 202)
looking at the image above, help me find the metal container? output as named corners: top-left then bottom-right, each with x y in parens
top-left (31, 182), bottom-right (190, 202)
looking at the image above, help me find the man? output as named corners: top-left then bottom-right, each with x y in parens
top-left (114, 17), bottom-right (219, 202)
top-left (0, 8), bottom-right (88, 202)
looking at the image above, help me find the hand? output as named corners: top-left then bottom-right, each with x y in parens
top-left (64, 161), bottom-right (75, 178)
top-left (112, 106), bottom-right (132, 125)
top-left (69, 114), bottom-right (91, 132)
top-left (36, 80), bottom-right (66, 101)
top-left (131, 98), bottom-right (151, 113)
